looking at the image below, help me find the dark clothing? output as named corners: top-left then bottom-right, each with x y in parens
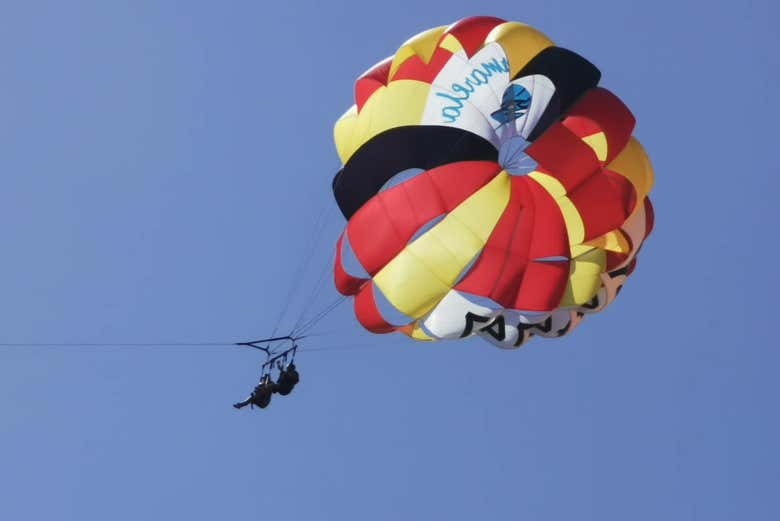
top-left (233, 376), bottom-right (274, 409)
top-left (274, 364), bottom-right (299, 396)
top-left (233, 396), bottom-right (253, 409)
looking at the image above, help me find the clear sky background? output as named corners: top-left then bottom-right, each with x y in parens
top-left (0, 1), bottom-right (777, 519)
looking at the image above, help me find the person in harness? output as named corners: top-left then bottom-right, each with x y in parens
top-left (233, 373), bottom-right (275, 409)
top-left (274, 361), bottom-right (299, 396)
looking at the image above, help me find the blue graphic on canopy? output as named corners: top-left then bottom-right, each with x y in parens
top-left (491, 84), bottom-right (532, 125)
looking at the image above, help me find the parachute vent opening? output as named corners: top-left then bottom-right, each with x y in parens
top-left (534, 255), bottom-right (570, 262)
top-left (340, 231), bottom-right (371, 279)
top-left (453, 249), bottom-right (483, 286)
top-left (454, 292), bottom-right (504, 311)
top-left (409, 214), bottom-right (446, 244)
top-left (379, 168), bottom-right (426, 193)
top-left (372, 281), bottom-right (416, 327)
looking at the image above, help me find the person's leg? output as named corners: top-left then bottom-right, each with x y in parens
top-left (233, 396), bottom-right (252, 409)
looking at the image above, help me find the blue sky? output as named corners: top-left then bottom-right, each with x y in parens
top-left (0, 1), bottom-right (778, 519)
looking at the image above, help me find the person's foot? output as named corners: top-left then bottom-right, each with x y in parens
top-left (233, 403), bottom-right (243, 409)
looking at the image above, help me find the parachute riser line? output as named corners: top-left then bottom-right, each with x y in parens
top-left (262, 345), bottom-right (297, 372)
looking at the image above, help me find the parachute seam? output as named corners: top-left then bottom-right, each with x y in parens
top-left (375, 191), bottom-right (407, 268)
top-left (485, 181), bottom-right (524, 304)
top-left (510, 178), bottom-right (537, 309)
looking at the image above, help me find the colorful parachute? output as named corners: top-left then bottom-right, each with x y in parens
top-left (331, 16), bottom-right (654, 348)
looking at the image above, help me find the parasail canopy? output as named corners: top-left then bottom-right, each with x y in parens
top-left (332, 16), bottom-right (654, 348)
